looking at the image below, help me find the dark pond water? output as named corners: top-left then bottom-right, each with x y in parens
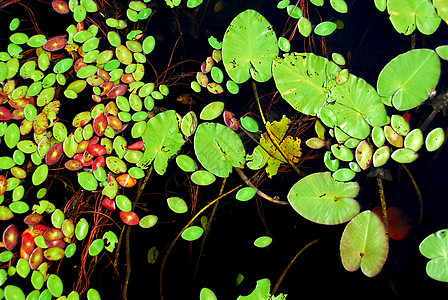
top-left (1, 0), bottom-right (448, 299)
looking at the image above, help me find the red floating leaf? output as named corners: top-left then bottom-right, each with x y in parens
top-left (119, 211), bottom-right (139, 225)
top-left (104, 101), bottom-right (119, 116)
top-left (43, 36), bottom-right (67, 51)
top-left (87, 144), bottom-right (107, 156)
top-left (0, 107), bottom-right (12, 121)
top-left (223, 111), bottom-right (239, 130)
top-left (3, 224), bottom-right (19, 251)
top-left (45, 142), bottom-right (64, 165)
top-left (93, 112), bottom-right (107, 136)
top-left (24, 213), bottom-right (43, 225)
top-left (128, 140), bottom-right (144, 151)
top-left (117, 174), bottom-right (137, 188)
top-left (0, 175), bottom-right (7, 196)
top-left (51, 0), bottom-right (70, 14)
top-left (74, 57), bottom-right (87, 73)
top-left (107, 115), bottom-right (122, 130)
top-left (102, 197), bottom-right (116, 211)
top-left (107, 84), bottom-right (127, 99)
top-left (21, 232), bottom-right (35, 255)
top-left (65, 159), bottom-right (83, 171)
top-left (100, 81), bottom-right (114, 96)
top-left (29, 247), bottom-right (44, 270)
top-left (45, 239), bottom-right (66, 248)
top-left (92, 156), bottom-right (105, 171)
top-left (373, 206), bottom-right (413, 240)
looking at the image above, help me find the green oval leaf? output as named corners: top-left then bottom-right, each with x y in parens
top-left (181, 226), bottom-right (204, 241)
top-left (254, 236), bottom-right (272, 248)
top-left (167, 197), bottom-right (188, 213)
top-left (287, 172), bottom-right (360, 225)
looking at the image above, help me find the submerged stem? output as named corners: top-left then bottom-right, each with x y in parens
top-left (272, 239), bottom-right (319, 295)
top-left (377, 178), bottom-right (389, 237)
top-left (159, 184), bottom-right (243, 300)
top-left (401, 164), bottom-right (423, 225)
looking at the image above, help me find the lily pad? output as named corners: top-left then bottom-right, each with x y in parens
top-left (377, 49), bottom-right (440, 111)
top-left (200, 102), bottom-right (224, 120)
top-left (194, 122), bottom-right (245, 177)
top-left (47, 274), bottom-right (63, 297)
top-left (191, 170), bottom-right (216, 186)
top-left (181, 226), bottom-right (204, 241)
top-left (167, 197), bottom-right (188, 213)
top-left (340, 210), bottom-right (389, 277)
top-left (287, 172), bottom-right (360, 225)
top-left (420, 229), bottom-right (448, 282)
top-left (425, 127), bottom-right (445, 152)
top-left (254, 236), bottom-right (272, 248)
top-left (236, 187), bottom-right (257, 201)
top-left (222, 9), bottom-right (278, 83)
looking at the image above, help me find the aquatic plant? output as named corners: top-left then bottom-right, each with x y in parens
top-left (0, 0), bottom-right (447, 299)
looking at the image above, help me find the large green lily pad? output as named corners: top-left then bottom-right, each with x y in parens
top-left (137, 110), bottom-right (186, 175)
top-left (387, 0), bottom-right (441, 35)
top-left (420, 229), bottom-right (448, 282)
top-left (222, 9), bottom-right (278, 83)
top-left (287, 172), bottom-right (360, 224)
top-left (272, 52), bottom-right (341, 116)
top-left (377, 49), bottom-right (440, 111)
top-left (340, 210), bottom-right (389, 277)
top-left (194, 122), bottom-right (245, 177)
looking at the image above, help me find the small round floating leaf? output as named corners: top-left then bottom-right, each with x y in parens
top-left (355, 140), bottom-right (373, 170)
top-left (254, 236), bottom-right (272, 248)
top-left (81, 0), bottom-right (98, 12)
top-left (167, 197), bottom-right (188, 213)
top-left (298, 17), bottom-right (312, 37)
top-left (332, 53), bottom-right (346, 65)
top-left (5, 123), bottom-right (20, 148)
top-left (65, 243), bottom-right (76, 259)
top-left (200, 102), bottom-right (224, 120)
top-left (47, 274), bottom-right (63, 297)
top-left (73, 4), bottom-right (87, 22)
top-left (44, 247), bottom-right (65, 261)
top-left (314, 21), bottom-right (337, 36)
top-left (332, 168), bottom-right (356, 182)
top-left (119, 211), bottom-right (139, 225)
top-left (435, 45), bottom-right (448, 60)
top-left (182, 226), bottom-right (204, 241)
top-left (31, 270), bottom-right (44, 290)
top-left (371, 126), bottom-right (385, 148)
top-left (43, 36), bottom-right (67, 51)
top-left (288, 172), bottom-right (360, 224)
top-left (191, 170), bottom-right (216, 186)
top-left (240, 116), bottom-right (259, 132)
top-left (226, 80), bottom-right (239, 94)
top-left (78, 172), bottom-right (98, 191)
top-left (426, 127), bottom-right (445, 152)
top-left (89, 239), bottom-right (104, 256)
top-left (10, 32), bottom-right (28, 45)
top-left (210, 67), bottom-right (224, 84)
top-left (0, 206), bottom-right (14, 221)
top-left (187, 0), bottom-right (204, 8)
top-left (373, 145), bottom-right (391, 167)
top-left (200, 288), bottom-right (217, 300)
top-left (286, 5), bottom-right (303, 18)
top-left (331, 144), bottom-right (353, 162)
top-left (32, 164), bottom-right (48, 186)
top-left (139, 215), bottom-right (158, 228)
top-left (4, 285), bottom-right (25, 300)
top-left (391, 114), bottom-right (410, 136)
top-left (330, 0), bottom-right (348, 13)
top-left (27, 34), bottom-right (47, 48)
top-left (142, 36), bottom-right (155, 54)
top-left (52, 0), bottom-right (70, 14)
top-left (278, 37), bottom-right (290, 52)
top-left (404, 128), bottom-right (423, 151)
top-left (75, 218), bottom-right (89, 240)
top-left (107, 31), bottom-right (121, 48)
top-left (0, 251), bottom-right (13, 262)
top-left (176, 155), bottom-right (197, 172)
top-left (87, 288), bottom-right (100, 300)
top-left (9, 18), bottom-right (20, 31)
top-left (391, 148), bottom-right (418, 163)
top-left (236, 187), bottom-right (257, 201)
top-left (208, 36), bottom-right (222, 50)
top-left (116, 195), bottom-right (132, 212)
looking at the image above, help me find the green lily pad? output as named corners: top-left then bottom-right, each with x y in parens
top-left (31, 270), bottom-right (44, 290)
top-left (435, 45), bottom-right (448, 60)
top-left (200, 288), bottom-right (217, 300)
top-left (167, 197), bottom-right (188, 213)
top-left (87, 288), bottom-right (101, 300)
top-left (330, 0), bottom-right (348, 13)
top-left (142, 36), bottom-right (155, 54)
top-left (419, 229), bottom-right (448, 282)
top-left (391, 114), bottom-right (410, 136)
top-left (191, 170), bottom-right (216, 186)
top-left (377, 49), bottom-right (440, 111)
top-left (200, 102), bottom-right (225, 120)
top-left (314, 21), bottom-right (337, 36)
top-left (340, 210), bottom-right (389, 277)
top-left (78, 172), bottom-right (98, 191)
top-left (387, 0), bottom-right (441, 35)
top-left (236, 187), bottom-right (257, 201)
top-left (404, 128), bottom-right (424, 151)
top-left (373, 145), bottom-right (391, 167)
top-left (287, 172), bottom-right (360, 225)
top-left (75, 218), bottom-right (89, 240)
top-left (240, 116), bottom-right (259, 133)
top-left (222, 9), bottom-right (278, 83)
top-left (298, 17), bottom-right (312, 37)
top-left (89, 238), bottom-right (104, 256)
top-left (254, 236), bottom-right (272, 248)
top-left (194, 122), bottom-right (245, 177)
top-left (391, 148), bottom-right (418, 163)
top-left (331, 144), bottom-right (353, 162)
top-left (116, 195), bottom-right (132, 212)
top-left (176, 155), bottom-right (197, 172)
top-left (181, 111), bottom-right (198, 137)
top-left (371, 126), bottom-right (385, 148)
top-left (47, 274), bottom-right (63, 297)
top-left (181, 226), bottom-right (204, 241)
top-left (4, 285), bottom-right (25, 300)
top-left (355, 140), bottom-right (373, 170)
top-left (138, 110), bottom-right (186, 175)
top-left (5, 123), bottom-right (20, 148)
top-left (32, 164), bottom-right (48, 186)
top-left (332, 168), bottom-right (356, 182)
top-left (139, 215), bottom-right (158, 228)
top-left (425, 127), bottom-right (445, 152)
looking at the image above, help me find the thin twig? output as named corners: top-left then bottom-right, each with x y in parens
top-left (401, 164), bottom-right (423, 225)
top-left (271, 239), bottom-right (319, 295)
top-left (193, 178), bottom-right (227, 280)
top-left (377, 178), bottom-right (389, 237)
top-left (159, 184), bottom-right (243, 300)
top-left (235, 168), bottom-right (288, 205)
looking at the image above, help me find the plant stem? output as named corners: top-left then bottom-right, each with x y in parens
top-left (159, 184), bottom-right (243, 300)
top-left (271, 239), bottom-right (319, 295)
top-left (193, 178), bottom-right (227, 281)
top-left (377, 178), bottom-right (389, 237)
top-left (401, 164), bottom-right (423, 225)
top-left (235, 168), bottom-right (287, 205)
